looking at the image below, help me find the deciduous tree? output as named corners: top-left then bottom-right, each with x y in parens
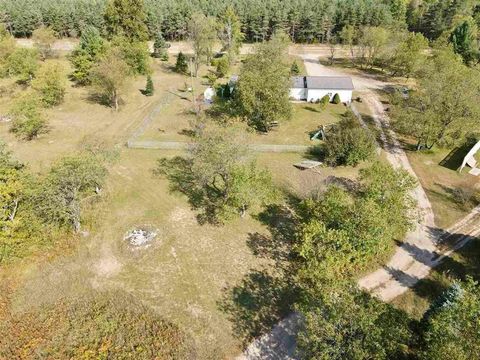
top-left (420, 278), bottom-right (480, 360)
top-left (32, 61), bottom-right (66, 107)
top-left (91, 48), bottom-right (131, 111)
top-left (393, 46), bottom-right (480, 149)
top-left (188, 13), bottom-right (217, 77)
top-left (235, 32), bottom-right (292, 132)
top-left (323, 110), bottom-right (376, 167)
top-left (36, 153), bottom-right (107, 233)
top-left (9, 94), bottom-right (48, 140)
top-left (32, 26), bottom-right (56, 60)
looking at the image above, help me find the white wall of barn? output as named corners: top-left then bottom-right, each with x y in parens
top-left (289, 88), bottom-right (306, 100)
top-left (306, 89), bottom-right (352, 103)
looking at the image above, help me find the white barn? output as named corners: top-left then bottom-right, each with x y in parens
top-left (289, 76), bottom-right (354, 103)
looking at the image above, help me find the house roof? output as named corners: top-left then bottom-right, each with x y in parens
top-left (306, 76), bottom-right (354, 90)
top-left (233, 75), bottom-right (354, 90)
top-left (291, 76), bottom-right (306, 88)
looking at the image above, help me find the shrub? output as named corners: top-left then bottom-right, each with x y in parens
top-left (9, 94), bottom-right (48, 140)
top-left (291, 60), bottom-right (300, 75)
top-left (332, 93), bottom-right (341, 104)
top-left (175, 52), bottom-right (188, 74)
top-left (0, 291), bottom-right (196, 359)
top-left (32, 62), bottom-right (66, 107)
top-left (215, 55), bottom-right (230, 77)
top-left (145, 74), bottom-right (154, 96)
top-left (324, 110), bottom-right (376, 166)
top-left (320, 95), bottom-right (330, 108)
top-left (5, 48), bottom-right (39, 83)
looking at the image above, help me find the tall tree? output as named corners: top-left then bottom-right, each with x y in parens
top-left (32, 26), bottom-right (56, 61)
top-left (235, 32), bottom-right (292, 132)
top-left (91, 48), bottom-right (131, 111)
top-left (188, 13), bottom-right (217, 77)
top-left (390, 31), bottom-right (428, 77)
top-left (104, 0), bottom-right (149, 42)
top-left (394, 46), bottom-right (480, 149)
top-left (157, 127), bottom-right (277, 223)
top-left (297, 284), bottom-right (413, 360)
top-left (218, 6), bottom-right (244, 59)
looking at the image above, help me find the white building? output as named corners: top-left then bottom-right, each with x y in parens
top-left (289, 76), bottom-right (354, 103)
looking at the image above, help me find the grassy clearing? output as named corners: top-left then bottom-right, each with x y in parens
top-left (406, 147), bottom-right (479, 229)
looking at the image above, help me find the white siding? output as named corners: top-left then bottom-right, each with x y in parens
top-left (306, 89), bottom-right (352, 103)
top-left (289, 88), bottom-right (306, 100)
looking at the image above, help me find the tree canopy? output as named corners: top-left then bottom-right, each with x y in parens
top-left (235, 32), bottom-right (292, 132)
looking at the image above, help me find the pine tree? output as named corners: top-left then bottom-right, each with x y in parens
top-left (145, 75), bottom-right (154, 96)
top-left (153, 32), bottom-right (169, 59)
top-left (175, 52), bottom-right (188, 74)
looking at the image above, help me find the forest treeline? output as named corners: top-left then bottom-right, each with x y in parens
top-left (0, 0), bottom-right (479, 43)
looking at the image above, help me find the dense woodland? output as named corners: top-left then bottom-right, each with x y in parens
top-left (0, 0), bottom-right (479, 44)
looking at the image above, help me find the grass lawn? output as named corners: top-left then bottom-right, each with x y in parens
top-left (406, 147), bottom-right (479, 229)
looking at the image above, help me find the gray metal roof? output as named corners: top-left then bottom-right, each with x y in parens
top-left (306, 76), bottom-right (354, 90)
top-left (291, 76), bottom-right (306, 88)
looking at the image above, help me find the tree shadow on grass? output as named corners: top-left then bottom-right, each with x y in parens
top-left (219, 201), bottom-right (301, 347)
top-left (154, 156), bottom-right (220, 225)
top-left (218, 269), bottom-right (298, 348)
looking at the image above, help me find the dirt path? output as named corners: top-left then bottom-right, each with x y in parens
top-left (238, 51), bottom-right (480, 359)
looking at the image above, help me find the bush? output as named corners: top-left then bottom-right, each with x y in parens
top-left (291, 60), bottom-right (300, 75)
top-left (9, 94), bottom-right (48, 140)
top-left (324, 110), bottom-right (376, 166)
top-left (145, 74), bottom-right (154, 96)
top-left (175, 52), bottom-right (188, 74)
top-left (5, 48), bottom-right (39, 83)
top-left (320, 95), bottom-right (330, 108)
top-left (215, 55), bottom-right (230, 77)
top-left (32, 62), bottom-right (66, 107)
top-left (0, 291), bottom-right (196, 359)
top-left (332, 93), bottom-right (341, 104)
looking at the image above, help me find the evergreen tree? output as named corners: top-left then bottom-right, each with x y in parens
top-left (175, 52), bottom-right (188, 74)
top-left (145, 75), bottom-right (154, 96)
top-left (450, 20), bottom-right (479, 65)
top-left (153, 32), bottom-right (169, 59)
